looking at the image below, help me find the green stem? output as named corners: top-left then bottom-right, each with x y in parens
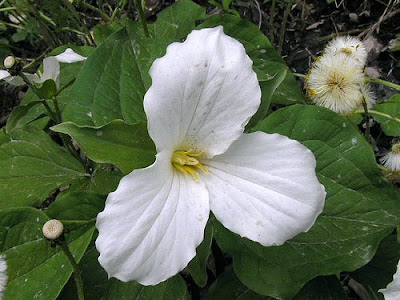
top-left (79, 1), bottom-right (112, 22)
top-left (293, 72), bottom-right (306, 79)
top-left (361, 99), bottom-right (371, 143)
top-left (354, 109), bottom-right (400, 124)
top-left (0, 6), bottom-right (16, 12)
top-left (55, 78), bottom-right (76, 96)
top-left (59, 242), bottom-right (85, 300)
top-left (134, 0), bottom-right (149, 37)
top-left (366, 77), bottom-right (400, 91)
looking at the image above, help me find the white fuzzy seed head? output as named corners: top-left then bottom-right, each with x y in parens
top-left (306, 53), bottom-right (365, 114)
top-left (42, 219), bottom-right (64, 240)
top-left (324, 36), bottom-right (367, 67)
top-left (0, 255), bottom-right (7, 300)
top-left (3, 56), bottom-right (15, 69)
top-left (380, 143), bottom-right (400, 172)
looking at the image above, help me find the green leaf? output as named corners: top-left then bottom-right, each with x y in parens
top-left (187, 224), bottom-right (213, 287)
top-left (208, 266), bottom-right (270, 300)
top-left (63, 24), bottom-right (170, 126)
top-left (373, 94), bottom-right (400, 136)
top-left (0, 126), bottom-right (86, 209)
top-left (153, 0), bottom-right (206, 41)
top-left (34, 79), bottom-right (57, 99)
top-left (102, 275), bottom-right (187, 300)
top-left (199, 14), bottom-right (305, 108)
top-left (71, 167), bottom-right (123, 195)
top-left (212, 105), bottom-right (400, 299)
top-left (351, 233), bottom-right (400, 300)
top-left (5, 100), bottom-right (43, 133)
top-left (293, 276), bottom-right (347, 299)
top-left (93, 20), bottom-right (127, 45)
top-left (51, 120), bottom-right (156, 174)
top-left (46, 191), bottom-right (105, 222)
top-left (0, 207), bottom-right (94, 300)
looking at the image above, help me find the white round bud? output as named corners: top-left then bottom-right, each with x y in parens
top-left (3, 56), bottom-right (15, 69)
top-left (42, 219), bottom-right (64, 240)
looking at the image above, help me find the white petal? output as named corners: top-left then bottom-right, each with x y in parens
top-left (41, 57), bottom-right (60, 88)
top-left (96, 151), bottom-right (210, 285)
top-left (0, 255), bottom-right (7, 299)
top-left (144, 26), bottom-right (261, 156)
top-left (0, 70), bottom-right (10, 80)
top-left (203, 132), bottom-right (326, 246)
top-left (0, 70), bottom-right (25, 86)
top-left (379, 260), bottom-right (400, 300)
top-left (55, 48), bottom-right (86, 63)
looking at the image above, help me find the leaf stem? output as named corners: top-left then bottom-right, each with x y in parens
top-left (58, 242), bottom-right (85, 300)
top-left (134, 0), bottom-right (149, 37)
top-left (293, 72), bottom-right (306, 79)
top-left (354, 109), bottom-right (400, 124)
top-left (366, 77), bottom-right (400, 91)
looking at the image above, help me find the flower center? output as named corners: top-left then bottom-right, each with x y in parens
top-left (171, 150), bottom-right (208, 180)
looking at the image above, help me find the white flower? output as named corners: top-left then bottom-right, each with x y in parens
top-left (306, 53), bottom-right (365, 114)
top-left (0, 48), bottom-right (86, 88)
top-left (95, 26), bottom-right (326, 285)
top-left (379, 259), bottom-right (400, 299)
top-left (324, 36), bottom-right (367, 67)
top-left (380, 143), bottom-right (400, 171)
top-left (0, 255), bottom-right (7, 300)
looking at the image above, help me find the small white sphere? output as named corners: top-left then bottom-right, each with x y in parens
top-left (3, 56), bottom-right (15, 69)
top-left (42, 219), bottom-right (64, 240)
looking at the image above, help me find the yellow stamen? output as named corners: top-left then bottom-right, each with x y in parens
top-left (171, 150), bottom-right (208, 180)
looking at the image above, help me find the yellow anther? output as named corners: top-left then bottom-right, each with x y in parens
top-left (340, 48), bottom-right (353, 55)
top-left (171, 150), bottom-right (208, 180)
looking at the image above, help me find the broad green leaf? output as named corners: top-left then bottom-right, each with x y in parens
top-left (373, 94), bottom-right (400, 136)
top-left (153, 0), bottom-right (206, 41)
top-left (46, 192), bottom-right (105, 222)
top-left (208, 266), bottom-right (270, 300)
top-left (199, 14), bottom-right (306, 108)
top-left (101, 274), bottom-right (187, 300)
top-left (293, 276), bottom-right (347, 299)
top-left (34, 79), bottom-right (57, 99)
top-left (0, 126), bottom-right (86, 209)
top-left (93, 20), bottom-right (127, 45)
top-left (208, 267), bottom-right (346, 300)
top-left (187, 224), bottom-right (213, 287)
top-left (0, 208), bottom-right (94, 300)
top-left (212, 105), bottom-right (400, 299)
top-left (71, 167), bottom-right (123, 195)
top-left (62, 24), bottom-right (170, 126)
top-left (351, 234), bottom-right (400, 300)
top-left (5, 100), bottom-right (43, 133)
top-left (51, 120), bottom-right (156, 174)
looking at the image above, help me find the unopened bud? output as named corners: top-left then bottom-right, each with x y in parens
top-left (42, 219), bottom-right (64, 240)
top-left (3, 56), bottom-right (15, 69)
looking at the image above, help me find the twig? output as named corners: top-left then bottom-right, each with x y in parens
top-left (358, 7), bottom-right (400, 38)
